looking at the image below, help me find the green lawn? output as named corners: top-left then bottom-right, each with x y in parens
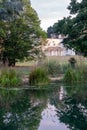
top-left (16, 55), bottom-right (87, 67)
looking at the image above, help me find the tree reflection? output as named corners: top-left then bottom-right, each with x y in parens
top-left (0, 89), bottom-right (48, 130)
top-left (54, 85), bottom-right (87, 130)
top-left (1, 84), bottom-right (87, 130)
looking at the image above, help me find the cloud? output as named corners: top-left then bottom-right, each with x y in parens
top-left (40, 18), bottom-right (58, 31)
top-left (31, 0), bottom-right (70, 31)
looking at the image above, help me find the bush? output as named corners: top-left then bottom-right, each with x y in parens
top-left (29, 68), bottom-right (50, 85)
top-left (63, 68), bottom-right (77, 83)
top-left (63, 67), bottom-right (86, 84)
top-left (69, 57), bottom-right (77, 68)
top-left (0, 69), bottom-right (21, 87)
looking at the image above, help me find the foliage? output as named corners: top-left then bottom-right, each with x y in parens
top-left (47, 26), bottom-right (54, 38)
top-left (53, 16), bottom-right (73, 36)
top-left (48, 0), bottom-right (87, 56)
top-left (0, 68), bottom-right (21, 87)
top-left (29, 68), bottom-right (50, 85)
top-left (64, 0), bottom-right (87, 56)
top-left (63, 67), bottom-right (86, 84)
top-left (0, 0), bottom-right (46, 66)
top-left (64, 68), bottom-right (77, 83)
top-left (69, 57), bottom-right (77, 68)
top-left (77, 64), bottom-right (87, 81)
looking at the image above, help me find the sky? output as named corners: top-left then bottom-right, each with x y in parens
top-left (31, 0), bottom-right (70, 31)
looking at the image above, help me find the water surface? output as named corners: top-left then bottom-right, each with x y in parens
top-left (0, 84), bottom-right (87, 130)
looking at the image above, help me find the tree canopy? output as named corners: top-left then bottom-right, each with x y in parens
top-left (0, 0), bottom-right (46, 66)
top-left (47, 0), bottom-right (87, 56)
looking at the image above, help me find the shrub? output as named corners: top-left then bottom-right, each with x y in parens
top-left (69, 57), bottom-right (77, 68)
top-left (63, 68), bottom-right (77, 83)
top-left (63, 67), bottom-right (86, 84)
top-left (0, 69), bottom-right (21, 87)
top-left (29, 68), bottom-right (50, 85)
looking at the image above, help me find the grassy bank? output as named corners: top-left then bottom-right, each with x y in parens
top-left (0, 55), bottom-right (87, 88)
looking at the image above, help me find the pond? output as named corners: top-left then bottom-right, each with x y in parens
top-left (0, 83), bottom-right (87, 130)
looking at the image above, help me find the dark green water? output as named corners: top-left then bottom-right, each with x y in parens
top-left (0, 84), bottom-right (87, 130)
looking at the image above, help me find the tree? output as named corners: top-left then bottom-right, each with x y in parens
top-left (47, 26), bottom-right (54, 38)
top-left (0, 0), bottom-right (46, 66)
top-left (53, 16), bottom-right (73, 36)
top-left (48, 0), bottom-right (87, 56)
top-left (64, 0), bottom-right (87, 56)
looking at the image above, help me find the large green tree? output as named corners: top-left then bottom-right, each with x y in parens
top-left (0, 0), bottom-right (46, 66)
top-left (49, 0), bottom-right (87, 56)
top-left (65, 0), bottom-right (87, 56)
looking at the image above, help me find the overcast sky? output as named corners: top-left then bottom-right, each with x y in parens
top-left (31, 0), bottom-right (71, 31)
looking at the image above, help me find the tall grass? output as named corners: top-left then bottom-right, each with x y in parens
top-left (0, 68), bottom-right (21, 87)
top-left (77, 64), bottom-right (87, 81)
top-left (63, 66), bottom-right (87, 84)
top-left (41, 60), bottom-right (69, 77)
top-left (43, 61), bottom-right (62, 76)
top-left (64, 68), bottom-right (78, 83)
top-left (29, 68), bottom-right (50, 85)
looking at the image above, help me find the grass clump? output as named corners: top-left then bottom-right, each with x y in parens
top-left (64, 68), bottom-right (77, 83)
top-left (0, 68), bottom-right (21, 87)
top-left (29, 68), bottom-right (50, 85)
top-left (63, 67), bottom-right (86, 84)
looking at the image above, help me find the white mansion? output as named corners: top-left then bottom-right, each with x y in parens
top-left (42, 36), bottom-right (75, 56)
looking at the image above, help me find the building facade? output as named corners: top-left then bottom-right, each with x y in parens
top-left (42, 37), bottom-right (75, 56)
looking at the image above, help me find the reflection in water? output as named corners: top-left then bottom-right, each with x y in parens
top-left (56, 85), bottom-right (87, 130)
top-left (38, 102), bottom-right (69, 130)
top-left (59, 86), bottom-right (66, 100)
top-left (0, 84), bottom-right (87, 130)
top-left (0, 89), bottom-right (45, 130)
